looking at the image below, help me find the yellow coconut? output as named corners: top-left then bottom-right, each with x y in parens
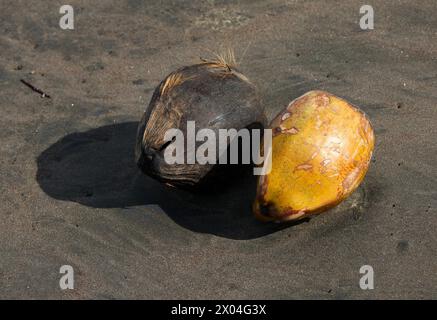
top-left (253, 90), bottom-right (375, 222)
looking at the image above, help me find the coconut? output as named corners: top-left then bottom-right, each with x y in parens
top-left (253, 90), bottom-right (375, 222)
top-left (135, 55), bottom-right (267, 187)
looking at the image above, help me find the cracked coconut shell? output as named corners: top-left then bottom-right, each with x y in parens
top-left (254, 90), bottom-right (375, 222)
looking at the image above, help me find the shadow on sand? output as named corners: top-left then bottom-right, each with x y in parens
top-left (36, 122), bottom-right (303, 240)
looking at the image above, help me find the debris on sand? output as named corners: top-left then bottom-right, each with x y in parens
top-left (20, 79), bottom-right (51, 98)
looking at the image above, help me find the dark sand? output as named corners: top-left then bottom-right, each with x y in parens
top-left (0, 0), bottom-right (436, 299)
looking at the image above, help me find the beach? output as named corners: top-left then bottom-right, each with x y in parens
top-left (0, 0), bottom-right (436, 298)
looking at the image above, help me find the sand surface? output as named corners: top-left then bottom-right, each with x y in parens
top-left (0, 0), bottom-right (436, 299)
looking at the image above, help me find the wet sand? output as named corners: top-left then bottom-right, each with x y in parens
top-left (0, 0), bottom-right (436, 298)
